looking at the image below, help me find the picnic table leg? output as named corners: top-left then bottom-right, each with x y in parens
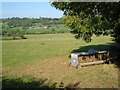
top-left (76, 64), bottom-right (81, 69)
top-left (93, 55), bottom-right (96, 61)
top-left (68, 63), bottom-right (72, 67)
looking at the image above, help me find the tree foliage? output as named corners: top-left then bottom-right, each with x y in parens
top-left (51, 2), bottom-right (120, 43)
top-left (1, 17), bottom-right (63, 28)
top-left (2, 28), bottom-right (27, 40)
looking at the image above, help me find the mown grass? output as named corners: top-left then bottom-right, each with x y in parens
top-left (2, 33), bottom-right (113, 67)
top-left (2, 33), bottom-right (118, 88)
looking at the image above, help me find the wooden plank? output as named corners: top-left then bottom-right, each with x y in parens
top-left (80, 60), bottom-right (104, 66)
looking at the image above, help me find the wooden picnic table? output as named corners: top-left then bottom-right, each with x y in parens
top-left (70, 50), bottom-right (109, 68)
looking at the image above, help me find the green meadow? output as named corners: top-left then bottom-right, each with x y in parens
top-left (2, 33), bottom-right (118, 88)
top-left (2, 33), bottom-right (113, 67)
top-left (26, 24), bottom-right (71, 34)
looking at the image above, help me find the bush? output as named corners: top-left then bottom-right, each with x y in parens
top-left (20, 35), bottom-right (27, 39)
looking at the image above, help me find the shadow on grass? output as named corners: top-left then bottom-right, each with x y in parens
top-left (2, 76), bottom-right (56, 88)
top-left (2, 76), bottom-right (81, 88)
top-left (71, 43), bottom-right (117, 53)
top-left (70, 43), bottom-right (120, 68)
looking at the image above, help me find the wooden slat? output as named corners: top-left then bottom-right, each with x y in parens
top-left (80, 60), bottom-right (104, 66)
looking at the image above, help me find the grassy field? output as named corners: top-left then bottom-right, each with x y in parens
top-left (26, 24), bottom-right (71, 34)
top-left (2, 33), bottom-right (118, 88)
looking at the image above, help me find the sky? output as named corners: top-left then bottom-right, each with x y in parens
top-left (2, 2), bottom-right (64, 18)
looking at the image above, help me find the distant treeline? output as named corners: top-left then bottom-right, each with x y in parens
top-left (1, 17), bottom-right (63, 28)
top-left (1, 17), bottom-right (71, 40)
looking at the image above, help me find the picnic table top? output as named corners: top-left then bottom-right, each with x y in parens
top-left (71, 51), bottom-right (108, 56)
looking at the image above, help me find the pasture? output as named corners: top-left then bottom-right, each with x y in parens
top-left (2, 33), bottom-right (118, 88)
top-left (26, 24), bottom-right (71, 34)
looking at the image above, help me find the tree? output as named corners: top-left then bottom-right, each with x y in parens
top-left (51, 2), bottom-right (120, 44)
